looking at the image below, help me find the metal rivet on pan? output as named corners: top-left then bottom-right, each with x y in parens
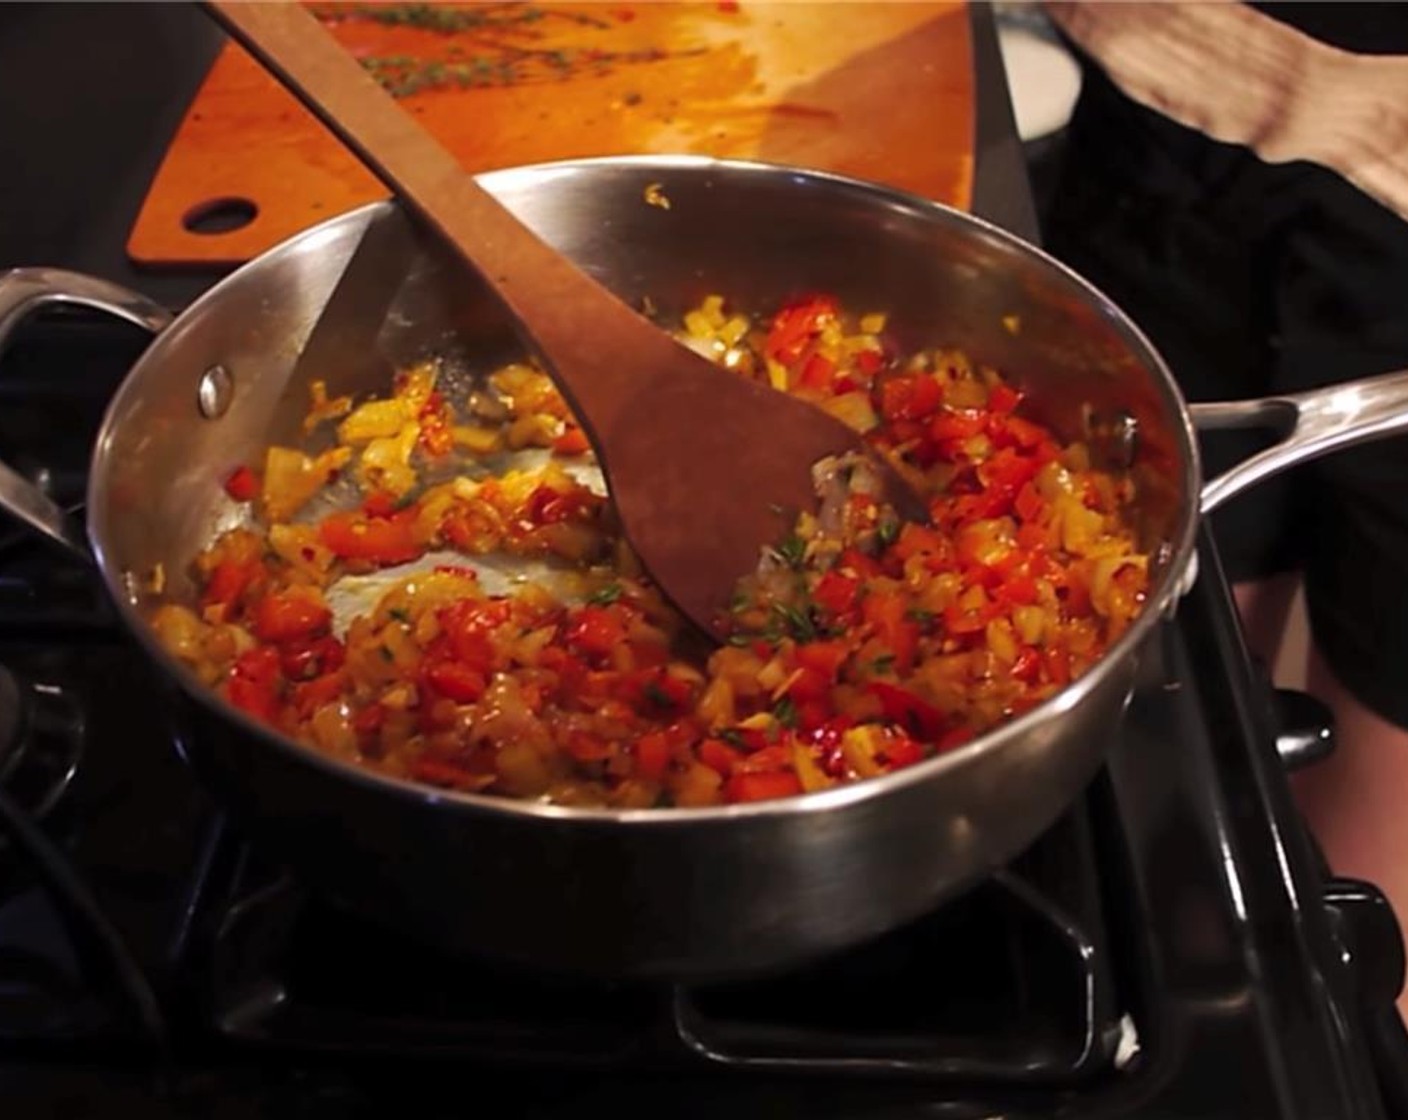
top-left (197, 365), bottom-right (234, 419)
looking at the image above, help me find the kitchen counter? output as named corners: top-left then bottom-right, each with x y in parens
top-left (0, 2), bottom-right (1035, 304)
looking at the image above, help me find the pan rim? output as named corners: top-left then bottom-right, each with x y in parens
top-left (87, 152), bottom-right (1203, 827)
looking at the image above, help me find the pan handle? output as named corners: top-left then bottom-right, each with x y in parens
top-left (0, 268), bottom-right (174, 560)
top-left (1191, 368), bottom-right (1408, 513)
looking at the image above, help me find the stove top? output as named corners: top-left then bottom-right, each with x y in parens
top-left (0, 313), bottom-right (1404, 1118)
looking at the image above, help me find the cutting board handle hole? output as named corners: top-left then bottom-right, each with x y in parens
top-left (183, 197), bottom-right (259, 235)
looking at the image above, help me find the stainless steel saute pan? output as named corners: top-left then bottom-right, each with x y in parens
top-left (2, 156), bottom-right (1404, 978)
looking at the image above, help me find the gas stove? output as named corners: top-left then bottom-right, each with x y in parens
top-left (1, 3), bottom-right (1405, 1111)
top-left (0, 313), bottom-right (1405, 1119)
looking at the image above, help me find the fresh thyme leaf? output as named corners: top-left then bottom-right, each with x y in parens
top-left (771, 601), bottom-right (817, 643)
top-left (718, 729), bottom-right (749, 748)
top-left (772, 533), bottom-right (807, 570)
top-left (586, 582), bottom-right (624, 606)
top-left (773, 695), bottom-right (799, 728)
top-left (906, 608), bottom-right (937, 625)
top-left (876, 517), bottom-right (901, 549)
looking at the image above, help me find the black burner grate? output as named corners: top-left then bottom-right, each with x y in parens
top-left (173, 799), bottom-right (1126, 1083)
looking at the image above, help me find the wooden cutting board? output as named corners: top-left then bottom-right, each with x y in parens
top-left (129, 1), bottom-right (974, 266)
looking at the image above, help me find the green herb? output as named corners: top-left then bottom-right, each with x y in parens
top-left (718, 728), bottom-right (749, 749)
top-left (876, 518), bottom-right (901, 549)
top-left (727, 632), bottom-right (757, 647)
top-left (378, 645), bottom-right (395, 663)
top-left (773, 696), bottom-right (799, 728)
top-left (389, 607), bottom-right (411, 623)
top-left (587, 582), bottom-right (624, 606)
top-left (869, 654), bottom-right (896, 675)
top-left (643, 680), bottom-right (674, 709)
top-left (339, 3), bottom-right (551, 34)
top-left (771, 601), bottom-right (817, 643)
top-left (906, 608), bottom-right (937, 625)
top-left (772, 533), bottom-right (807, 570)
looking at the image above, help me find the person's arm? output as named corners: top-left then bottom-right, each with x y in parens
top-left (1044, 1), bottom-right (1408, 222)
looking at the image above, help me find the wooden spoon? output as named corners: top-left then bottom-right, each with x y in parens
top-left (208, 1), bottom-right (921, 637)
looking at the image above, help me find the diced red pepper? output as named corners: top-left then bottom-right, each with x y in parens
top-left (1011, 647), bottom-right (1042, 683)
top-left (630, 667), bottom-right (693, 714)
top-left (419, 417), bottom-right (455, 458)
top-left (565, 732), bottom-right (614, 762)
top-left (838, 547), bottom-right (884, 579)
top-left (890, 523), bottom-right (953, 568)
top-left (202, 559), bottom-right (257, 618)
top-left (868, 681), bottom-right (947, 741)
top-left (949, 490), bottom-right (1014, 523)
top-left (861, 592), bottom-right (919, 672)
top-left (1044, 647), bottom-right (1072, 686)
top-left (928, 409), bottom-right (985, 445)
top-left (798, 352), bottom-right (835, 390)
top-left (855, 348), bottom-right (884, 378)
top-left (735, 743), bottom-right (793, 773)
top-left (881, 733), bottom-right (925, 769)
top-left (438, 599), bottom-right (511, 672)
top-left (980, 447), bottom-right (1042, 496)
top-left (725, 770), bottom-right (803, 803)
top-left (1016, 519), bottom-right (1050, 550)
top-left (291, 671), bottom-right (345, 717)
top-left (943, 603), bottom-right (992, 635)
top-left (551, 427), bottom-right (591, 456)
top-left (433, 565), bottom-right (480, 580)
top-left (935, 726), bottom-right (976, 753)
top-left (565, 605), bottom-right (628, 659)
top-left (795, 698), bottom-right (832, 732)
top-left (1003, 416), bottom-right (1054, 451)
top-left (319, 509), bottom-right (422, 566)
top-left (785, 667), bottom-right (833, 706)
top-left (994, 575), bottom-right (1039, 606)
top-left (793, 639), bottom-right (850, 679)
top-left (223, 464), bottom-right (258, 502)
top-left (353, 704), bottom-right (386, 736)
top-left (411, 757), bottom-right (484, 790)
top-left (525, 485), bottom-right (596, 525)
top-left (634, 732), bottom-right (671, 782)
top-left (252, 589), bottom-right (332, 644)
top-left (763, 294), bottom-right (838, 365)
top-left (987, 382), bottom-right (1021, 413)
top-left (227, 647), bottom-right (282, 722)
top-left (879, 374), bottom-right (943, 422)
top-left (1014, 481), bottom-right (1045, 523)
top-left (424, 661), bottom-right (488, 703)
top-left (361, 491), bottom-right (399, 518)
top-left (812, 570), bottom-right (861, 616)
top-left (280, 634), bottom-right (346, 680)
top-left (698, 737), bottom-right (742, 776)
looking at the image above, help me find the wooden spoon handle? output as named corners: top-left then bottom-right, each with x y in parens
top-left (207, 0), bottom-right (659, 437)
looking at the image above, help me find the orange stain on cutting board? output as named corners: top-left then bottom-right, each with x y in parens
top-left (129, 2), bottom-right (974, 266)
